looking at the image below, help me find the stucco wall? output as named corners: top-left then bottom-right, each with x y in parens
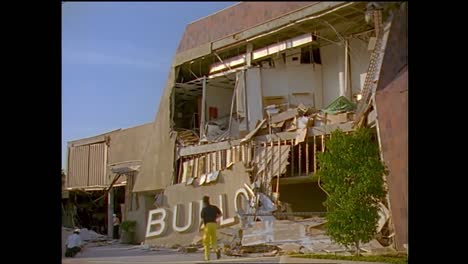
top-left (205, 83), bottom-right (234, 119)
top-left (126, 193), bottom-right (156, 244)
top-left (144, 162), bottom-right (250, 247)
top-left (320, 38), bottom-right (371, 107)
top-left (261, 64), bottom-right (323, 109)
top-left (108, 122), bottom-right (153, 165)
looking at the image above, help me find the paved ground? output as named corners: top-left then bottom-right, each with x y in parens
top-left (62, 243), bottom-right (280, 264)
top-left (62, 243), bottom-right (388, 264)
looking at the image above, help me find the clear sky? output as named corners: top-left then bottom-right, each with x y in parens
top-left (62, 1), bottom-right (237, 169)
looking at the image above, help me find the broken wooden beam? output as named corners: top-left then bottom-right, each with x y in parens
top-left (179, 122), bottom-right (354, 157)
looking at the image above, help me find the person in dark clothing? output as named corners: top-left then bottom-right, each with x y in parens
top-left (113, 214), bottom-right (120, 239)
top-left (200, 195), bottom-right (222, 261)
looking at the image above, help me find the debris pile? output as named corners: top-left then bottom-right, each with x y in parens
top-left (79, 228), bottom-right (108, 242)
top-left (176, 129), bottom-right (199, 146)
top-left (238, 217), bottom-right (388, 255)
top-left (264, 98), bottom-right (356, 136)
top-left (178, 246), bottom-right (198, 253)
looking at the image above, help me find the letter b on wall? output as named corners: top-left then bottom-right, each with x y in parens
top-left (146, 208), bottom-right (168, 238)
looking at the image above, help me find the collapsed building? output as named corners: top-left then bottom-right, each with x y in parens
top-left (63, 122), bottom-right (155, 243)
top-left (64, 1), bottom-right (407, 253)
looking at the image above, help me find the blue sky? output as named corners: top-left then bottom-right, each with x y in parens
top-left (62, 2), bottom-right (237, 168)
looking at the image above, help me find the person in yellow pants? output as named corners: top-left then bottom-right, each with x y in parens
top-left (200, 195), bottom-right (222, 261)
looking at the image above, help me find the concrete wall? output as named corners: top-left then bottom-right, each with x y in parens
top-left (320, 39), bottom-right (371, 107)
top-left (320, 43), bottom-right (344, 106)
top-left (205, 84), bottom-right (234, 119)
top-left (246, 67), bottom-right (264, 130)
top-left (349, 38), bottom-right (372, 93)
top-left (126, 193), bottom-right (156, 244)
top-left (67, 122), bottom-right (153, 188)
top-left (144, 162), bottom-right (250, 247)
top-left (261, 64), bottom-right (323, 109)
top-left (108, 122), bottom-right (153, 165)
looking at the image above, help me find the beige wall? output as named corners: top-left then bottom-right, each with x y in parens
top-left (66, 123), bottom-right (153, 188)
top-left (144, 162), bottom-right (250, 247)
top-left (261, 64), bottom-right (323, 109)
top-left (133, 67), bottom-right (177, 193)
top-left (205, 83), bottom-right (234, 119)
top-left (108, 122), bottom-right (153, 165)
top-left (320, 38), bottom-right (371, 107)
top-left (126, 193), bottom-right (156, 243)
top-left (349, 38), bottom-right (372, 94)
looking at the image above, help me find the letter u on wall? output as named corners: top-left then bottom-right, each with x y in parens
top-left (172, 202), bottom-right (194, 233)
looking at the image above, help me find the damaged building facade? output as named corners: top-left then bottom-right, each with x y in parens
top-left (65, 1), bottom-right (407, 253)
top-left (63, 122), bottom-right (156, 243)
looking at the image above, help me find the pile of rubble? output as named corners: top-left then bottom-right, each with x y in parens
top-left (62, 226), bottom-right (108, 242)
top-left (211, 216), bottom-right (392, 257)
top-left (264, 96), bottom-right (356, 135)
top-left (176, 129), bottom-right (199, 146)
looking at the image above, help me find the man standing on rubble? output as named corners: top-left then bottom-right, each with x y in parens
top-left (199, 195), bottom-right (222, 261)
top-left (65, 229), bottom-right (83, 257)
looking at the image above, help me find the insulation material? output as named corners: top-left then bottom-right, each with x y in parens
top-left (253, 145), bottom-right (290, 177)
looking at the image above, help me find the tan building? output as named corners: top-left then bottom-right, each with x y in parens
top-left (65, 2), bottom-right (407, 251)
top-left (64, 122), bottom-right (156, 242)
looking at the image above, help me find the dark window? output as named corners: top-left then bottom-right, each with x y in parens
top-left (301, 46), bottom-right (322, 64)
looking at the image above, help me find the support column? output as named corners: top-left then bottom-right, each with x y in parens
top-left (344, 39), bottom-right (349, 99)
top-left (243, 69), bottom-right (249, 131)
top-left (107, 188), bottom-right (114, 239)
top-left (200, 76), bottom-right (207, 139)
top-left (246, 43), bottom-right (253, 67)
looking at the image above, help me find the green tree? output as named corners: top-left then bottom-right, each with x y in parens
top-left (316, 127), bottom-right (386, 255)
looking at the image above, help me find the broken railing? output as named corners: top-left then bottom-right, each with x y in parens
top-left (174, 122), bottom-right (354, 186)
